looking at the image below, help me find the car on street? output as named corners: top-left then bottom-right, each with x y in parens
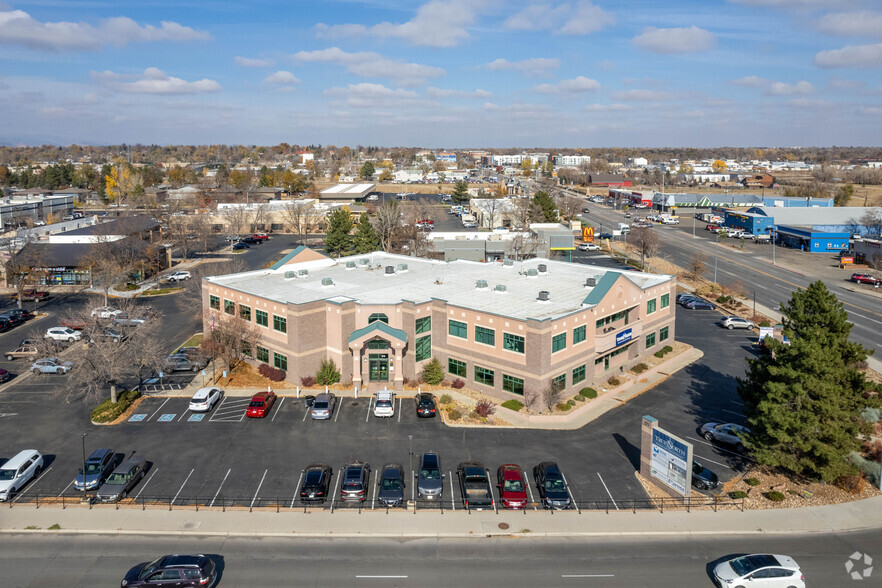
top-left (60, 317), bottom-right (87, 330)
top-left (681, 298), bottom-right (715, 310)
top-left (5, 344), bottom-right (38, 361)
top-left (232, 242), bottom-right (250, 250)
top-left (713, 554), bottom-right (805, 588)
top-left (91, 306), bottom-right (122, 319)
top-left (533, 461), bottom-right (571, 510)
top-left (188, 387), bottom-right (224, 412)
top-left (851, 272), bottom-right (879, 285)
top-left (44, 326), bottom-right (82, 342)
top-left (112, 313), bottom-right (147, 327)
top-left (299, 464), bottom-right (333, 502)
top-left (417, 452), bottom-right (444, 500)
top-left (496, 464), bottom-right (528, 509)
top-left (310, 392), bottom-right (336, 420)
top-left (0, 449), bottom-right (44, 501)
top-left (700, 422), bottom-right (750, 453)
top-left (166, 270), bottom-right (192, 282)
top-left (597, 232), bottom-right (613, 240)
top-left (377, 463), bottom-right (405, 508)
top-left (30, 357), bottom-right (74, 375)
top-left (96, 456), bottom-right (146, 502)
top-left (121, 554), bottom-right (217, 588)
top-left (74, 448), bottom-right (116, 491)
top-left (578, 242), bottom-right (601, 251)
top-left (163, 354), bottom-right (208, 372)
top-left (372, 390), bottom-right (395, 417)
top-left (623, 211), bottom-right (632, 218)
top-left (691, 460), bottom-right (719, 491)
top-left (415, 392), bottom-right (437, 418)
top-left (340, 461), bottom-right (371, 502)
top-left (245, 391), bottom-right (276, 418)
top-left (719, 316), bottom-right (755, 330)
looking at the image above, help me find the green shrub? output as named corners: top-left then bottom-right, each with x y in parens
top-left (420, 358), bottom-right (445, 385)
top-left (90, 390), bottom-right (141, 423)
top-left (745, 477), bottom-right (761, 486)
top-left (556, 403), bottom-right (572, 411)
top-left (662, 345), bottom-right (673, 353)
top-left (579, 387), bottom-right (598, 399)
top-left (759, 320), bottom-right (771, 327)
top-left (730, 491), bottom-right (749, 499)
top-left (315, 358), bottom-right (340, 385)
top-left (766, 490), bottom-right (786, 502)
top-left (448, 409), bottom-right (462, 421)
top-left (716, 295), bottom-right (731, 304)
top-left (567, 399), bottom-right (576, 406)
top-left (573, 395), bottom-right (585, 402)
top-left (607, 376), bottom-right (621, 387)
top-left (501, 399), bottom-right (524, 412)
top-left (654, 350), bottom-right (664, 358)
top-left (439, 394), bottom-right (453, 405)
top-left (631, 362), bottom-right (649, 374)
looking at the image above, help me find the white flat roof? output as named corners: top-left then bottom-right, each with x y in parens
top-left (206, 252), bottom-right (672, 322)
top-left (320, 183), bottom-right (376, 196)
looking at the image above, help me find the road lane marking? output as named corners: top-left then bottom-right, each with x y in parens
top-left (250, 469), bottom-right (267, 509)
top-left (209, 468), bottom-right (231, 508)
top-left (561, 575), bottom-right (615, 578)
top-left (134, 468), bottom-right (159, 499)
top-left (147, 398), bottom-right (170, 421)
top-left (291, 470), bottom-right (304, 508)
top-left (171, 468), bottom-right (195, 505)
top-left (271, 397), bottom-right (284, 421)
top-left (596, 473), bottom-right (618, 511)
top-left (356, 576), bottom-right (408, 579)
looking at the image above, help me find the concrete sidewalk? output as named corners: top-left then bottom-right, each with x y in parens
top-left (2, 495), bottom-right (881, 538)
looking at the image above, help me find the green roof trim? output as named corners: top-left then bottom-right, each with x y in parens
top-left (269, 246), bottom-right (307, 270)
top-left (348, 321), bottom-right (408, 344)
top-left (582, 271), bottom-right (622, 306)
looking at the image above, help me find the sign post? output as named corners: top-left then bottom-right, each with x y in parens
top-left (640, 415), bottom-right (693, 501)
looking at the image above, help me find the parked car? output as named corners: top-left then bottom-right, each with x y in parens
top-left (0, 449), bottom-right (44, 501)
top-left (90, 328), bottom-right (127, 344)
top-left (30, 358), bottom-right (74, 375)
top-left (377, 463), bottom-right (405, 508)
top-left (44, 326), bottom-right (82, 342)
top-left (5, 344), bottom-right (38, 361)
top-left (691, 460), bottom-right (719, 491)
top-left (719, 316), bottom-right (755, 330)
top-left (681, 298), bottom-right (714, 310)
top-left (414, 452), bottom-right (444, 501)
top-left (112, 313), bottom-right (146, 327)
top-left (2, 308), bottom-right (32, 322)
top-left (415, 392), bottom-right (437, 418)
top-left (299, 464), bottom-right (333, 502)
top-left (675, 292), bottom-right (698, 304)
top-left (240, 236), bottom-right (261, 245)
top-left (60, 317), bottom-right (87, 330)
top-left (10, 290), bottom-right (48, 302)
top-left (713, 554), bottom-right (805, 588)
top-left (533, 461), bottom-right (571, 510)
top-left (96, 456), bottom-right (146, 502)
top-left (74, 448), bottom-right (116, 491)
top-left (851, 273), bottom-right (879, 285)
top-left (121, 554), bottom-right (217, 588)
top-left (578, 242), bottom-right (601, 251)
top-left (252, 233), bottom-right (270, 241)
top-left (188, 387), bottom-right (224, 412)
top-left (310, 392), bottom-right (336, 420)
top-left (700, 422), bottom-right (750, 452)
top-left (0, 368), bottom-right (11, 383)
top-left (456, 461), bottom-right (493, 510)
top-left (91, 306), bottom-right (122, 319)
top-left (245, 391), bottom-right (276, 418)
top-left (373, 390), bottom-right (395, 417)
top-left (0, 312), bottom-right (25, 327)
top-left (705, 223), bottom-right (721, 231)
top-left (163, 354), bottom-right (208, 372)
top-left (0, 317), bottom-right (12, 332)
top-left (166, 271), bottom-right (192, 282)
top-left (175, 347), bottom-right (209, 363)
top-left (232, 242), bottom-right (250, 250)
top-left (496, 464), bottom-right (528, 509)
top-left (340, 461), bottom-right (371, 502)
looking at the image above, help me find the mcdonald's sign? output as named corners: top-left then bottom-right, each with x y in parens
top-left (582, 226), bottom-right (594, 243)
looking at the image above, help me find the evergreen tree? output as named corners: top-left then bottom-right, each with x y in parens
top-left (324, 207), bottom-right (354, 257)
top-left (737, 281), bottom-right (876, 482)
top-left (451, 180), bottom-right (470, 204)
top-left (353, 213), bottom-right (380, 254)
top-left (359, 161), bottom-right (375, 179)
top-left (532, 191), bottom-right (558, 222)
top-left (420, 358), bottom-right (444, 385)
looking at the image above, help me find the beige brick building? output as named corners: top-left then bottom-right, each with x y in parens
top-left (202, 248), bottom-right (676, 399)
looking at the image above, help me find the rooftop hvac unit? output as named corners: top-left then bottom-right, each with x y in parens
top-left (397, 263), bottom-right (408, 272)
top-left (359, 258), bottom-right (369, 265)
top-left (476, 279), bottom-right (488, 289)
top-left (284, 271), bottom-right (296, 279)
top-left (298, 269), bottom-right (309, 276)
top-left (346, 261), bottom-right (356, 269)
top-left (538, 264), bottom-right (547, 273)
top-left (321, 277), bottom-right (334, 286)
top-left (494, 284), bottom-right (507, 292)
top-left (503, 259), bottom-right (514, 266)
top-left (538, 290), bottom-right (550, 301)
top-left (385, 265), bottom-right (396, 275)
top-left (526, 268), bottom-right (539, 277)
top-left (585, 277), bottom-right (597, 287)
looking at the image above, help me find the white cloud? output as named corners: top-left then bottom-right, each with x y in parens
top-left (503, 3), bottom-right (571, 31)
top-left (314, 0), bottom-right (483, 48)
top-left (235, 56), bottom-right (273, 68)
top-left (729, 0), bottom-right (859, 8)
top-left (324, 83), bottom-right (426, 108)
top-left (730, 75), bottom-right (769, 87)
top-left (483, 57), bottom-right (560, 77)
top-left (857, 106), bottom-right (882, 115)
top-left (0, 9), bottom-right (209, 52)
top-left (561, 1), bottom-right (617, 35)
top-left (609, 89), bottom-right (675, 101)
top-left (94, 67), bottom-right (221, 94)
top-left (264, 71), bottom-right (299, 84)
top-left (817, 11), bottom-right (882, 39)
top-left (596, 60), bottom-right (615, 71)
top-left (814, 42), bottom-right (882, 68)
top-left (503, 1), bottom-right (614, 34)
top-left (584, 103), bottom-right (631, 112)
top-left (426, 87), bottom-right (491, 98)
top-left (291, 47), bottom-right (444, 87)
top-left (767, 80), bottom-right (814, 95)
top-left (533, 76), bottom-right (600, 93)
top-left (632, 26), bottom-right (716, 54)
top-left (788, 98), bottom-right (830, 107)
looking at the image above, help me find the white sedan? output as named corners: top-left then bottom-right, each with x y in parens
top-left (713, 554), bottom-right (804, 588)
top-left (91, 306), bottom-right (122, 319)
top-left (44, 327), bottom-right (82, 342)
top-left (188, 387), bottom-right (224, 412)
top-left (578, 243), bottom-right (601, 251)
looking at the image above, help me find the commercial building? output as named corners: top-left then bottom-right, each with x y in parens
top-left (203, 250), bottom-right (676, 400)
top-left (318, 183), bottom-right (377, 203)
top-left (0, 194), bottom-right (74, 229)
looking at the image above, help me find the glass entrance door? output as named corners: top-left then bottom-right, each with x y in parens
top-left (369, 353), bottom-right (389, 381)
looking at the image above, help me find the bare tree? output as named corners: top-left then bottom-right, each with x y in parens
top-left (510, 196), bottom-right (538, 231)
top-left (556, 194), bottom-right (582, 222)
top-left (374, 199), bottom-right (402, 252)
top-left (540, 378), bottom-right (565, 411)
top-left (507, 232), bottom-right (542, 261)
top-left (280, 200), bottom-right (322, 245)
top-left (476, 195), bottom-right (504, 229)
top-left (167, 215), bottom-right (196, 260)
top-left (625, 227), bottom-right (660, 271)
top-left (218, 206), bottom-right (251, 251)
top-left (861, 209), bottom-right (882, 236)
top-left (3, 232), bottom-right (46, 309)
top-left (685, 253), bottom-right (707, 282)
top-left (187, 213), bottom-right (214, 254)
top-left (202, 312), bottom-right (262, 375)
top-left (177, 257), bottom-right (249, 314)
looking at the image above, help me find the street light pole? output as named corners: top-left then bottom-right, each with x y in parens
top-left (692, 211), bottom-right (696, 238)
top-left (81, 433), bottom-right (88, 502)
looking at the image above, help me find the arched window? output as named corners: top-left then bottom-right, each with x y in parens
top-left (368, 313), bottom-right (389, 325)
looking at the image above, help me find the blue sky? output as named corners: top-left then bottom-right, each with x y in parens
top-left (1, 0), bottom-right (881, 147)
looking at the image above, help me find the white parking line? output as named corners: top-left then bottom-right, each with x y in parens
top-left (271, 397), bottom-right (285, 421)
top-left (729, 400), bottom-right (744, 406)
top-left (334, 400), bottom-right (343, 423)
top-left (302, 406), bottom-right (309, 422)
top-left (693, 454), bottom-right (734, 471)
top-left (177, 411), bottom-right (189, 422)
top-left (397, 397), bottom-right (402, 423)
top-left (411, 469), bottom-right (415, 503)
top-left (596, 473), bottom-right (618, 511)
top-left (134, 468), bottom-right (158, 499)
top-left (171, 468), bottom-right (194, 505)
top-left (449, 471), bottom-right (455, 510)
top-left (148, 398), bottom-right (170, 421)
top-left (13, 466), bottom-right (52, 502)
top-left (525, 474), bottom-right (536, 509)
top-left (209, 397), bottom-right (250, 422)
top-left (330, 470), bottom-right (340, 512)
top-left (685, 435), bottom-right (745, 457)
top-left (291, 470), bottom-right (304, 508)
top-left (562, 472), bottom-right (577, 510)
top-left (720, 408), bottom-right (744, 418)
top-left (250, 469), bottom-right (267, 509)
top-left (209, 468), bottom-right (231, 508)
top-left (58, 479), bottom-right (74, 497)
top-left (365, 397), bottom-right (372, 422)
top-left (371, 473), bottom-right (378, 510)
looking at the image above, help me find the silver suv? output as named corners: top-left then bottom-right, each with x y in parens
top-left (417, 452), bottom-right (444, 500)
top-left (719, 316), bottom-right (755, 330)
top-left (340, 461), bottom-right (370, 503)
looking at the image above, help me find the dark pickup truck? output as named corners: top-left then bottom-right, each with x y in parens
top-left (456, 461), bottom-right (494, 510)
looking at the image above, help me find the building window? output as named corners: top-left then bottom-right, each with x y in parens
top-left (256, 310), bottom-right (268, 327)
top-left (224, 299), bottom-right (235, 315)
top-left (209, 295), bottom-right (220, 310)
top-left (241, 340), bottom-right (252, 357)
top-left (415, 316), bottom-right (431, 334)
top-left (273, 352), bottom-right (288, 371)
top-left (646, 332), bottom-right (656, 348)
top-left (449, 319), bottom-right (467, 339)
top-left (448, 358), bottom-right (466, 377)
top-left (596, 310), bottom-right (629, 328)
top-left (552, 332), bottom-right (566, 353)
top-left (368, 338), bottom-right (389, 349)
top-left (368, 313), bottom-right (388, 324)
top-left (273, 315), bottom-right (287, 333)
top-left (553, 373), bottom-right (566, 390)
top-left (415, 335), bottom-right (431, 361)
top-left (647, 298), bottom-right (657, 315)
top-left (573, 365), bottom-right (586, 384)
top-left (503, 332), bottom-right (524, 353)
top-left (660, 294), bottom-right (669, 309)
top-left (474, 365), bottom-right (495, 386)
top-left (475, 326), bottom-right (495, 346)
top-left (256, 346), bottom-right (269, 363)
top-left (660, 326), bottom-right (669, 342)
top-left (239, 304), bottom-right (251, 321)
top-left (573, 325), bottom-right (586, 344)
top-left (502, 374), bottom-right (524, 396)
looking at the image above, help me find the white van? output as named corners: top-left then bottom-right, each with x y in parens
top-left (0, 449), bottom-right (44, 501)
top-left (618, 223), bottom-right (630, 233)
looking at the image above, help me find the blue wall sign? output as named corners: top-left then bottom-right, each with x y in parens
top-left (616, 328), bottom-right (632, 346)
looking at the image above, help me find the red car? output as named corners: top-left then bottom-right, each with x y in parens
top-left (705, 224), bottom-right (721, 231)
top-left (61, 317), bottom-right (87, 330)
top-left (851, 273), bottom-right (878, 285)
top-left (496, 464), bottom-right (528, 509)
top-left (246, 391), bottom-right (276, 418)
top-left (252, 233), bottom-right (270, 241)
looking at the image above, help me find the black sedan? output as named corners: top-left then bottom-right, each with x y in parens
top-left (377, 463), bottom-right (405, 508)
top-left (533, 461), bottom-right (572, 510)
top-left (299, 464), bottom-right (333, 502)
top-left (691, 460), bottom-right (719, 491)
top-left (232, 242), bottom-right (250, 250)
top-left (415, 392), bottom-right (437, 418)
top-left (681, 298), bottom-right (714, 310)
top-left (121, 554), bottom-right (216, 587)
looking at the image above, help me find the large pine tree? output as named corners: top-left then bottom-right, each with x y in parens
top-left (353, 213), bottom-right (380, 254)
top-left (738, 281), bottom-right (876, 482)
top-left (323, 208), bottom-right (354, 258)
